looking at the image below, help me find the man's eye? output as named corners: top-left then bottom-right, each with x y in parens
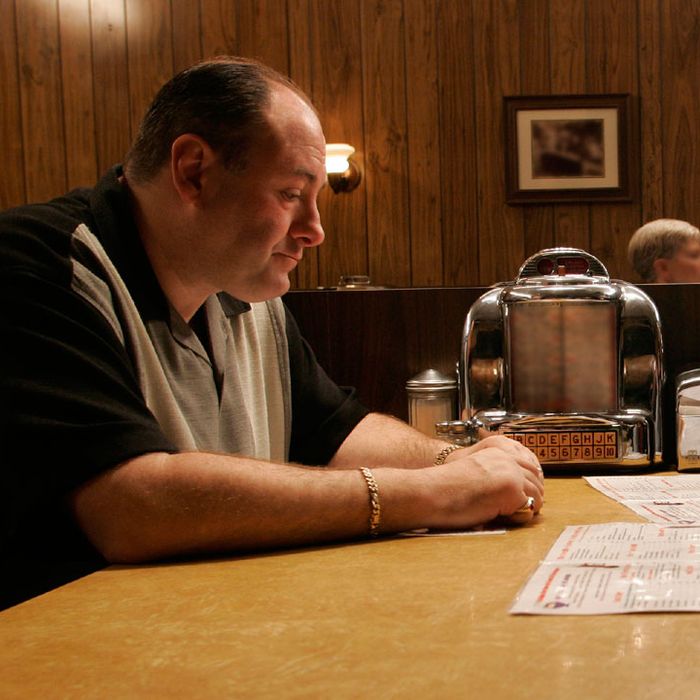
top-left (282, 190), bottom-right (301, 201)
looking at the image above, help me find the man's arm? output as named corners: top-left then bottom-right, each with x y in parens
top-left (70, 420), bottom-right (543, 564)
top-left (327, 412), bottom-right (448, 468)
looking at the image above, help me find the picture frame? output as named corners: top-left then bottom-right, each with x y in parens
top-left (504, 94), bottom-right (637, 204)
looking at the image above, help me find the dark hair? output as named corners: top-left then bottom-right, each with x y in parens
top-left (125, 56), bottom-right (310, 182)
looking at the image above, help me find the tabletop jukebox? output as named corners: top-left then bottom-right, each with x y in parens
top-left (437, 248), bottom-right (664, 470)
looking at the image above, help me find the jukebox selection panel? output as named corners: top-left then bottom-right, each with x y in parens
top-left (505, 430), bottom-right (618, 462)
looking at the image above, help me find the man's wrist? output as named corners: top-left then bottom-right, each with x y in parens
top-left (433, 444), bottom-right (466, 465)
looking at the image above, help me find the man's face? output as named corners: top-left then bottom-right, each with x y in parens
top-left (658, 240), bottom-right (700, 283)
top-left (196, 86), bottom-right (327, 302)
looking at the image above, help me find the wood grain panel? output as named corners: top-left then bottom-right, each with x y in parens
top-left (0, 0), bottom-right (25, 209)
top-left (437, 0), bottom-right (479, 286)
top-left (638, 0), bottom-right (663, 228)
top-left (404, 0), bottom-right (442, 286)
top-left (361, 0), bottom-right (411, 287)
top-left (519, 0), bottom-right (554, 256)
top-left (58, 0), bottom-right (98, 190)
top-left (171, 1), bottom-right (203, 72)
top-left (90, 0), bottom-right (131, 173)
top-left (473, 0), bottom-right (523, 285)
top-left (4, 0), bottom-right (700, 290)
top-left (287, 0), bottom-right (318, 289)
top-left (286, 288), bottom-right (478, 419)
top-left (199, 0), bottom-right (239, 57)
top-left (586, 0), bottom-right (640, 281)
top-left (662, 0), bottom-right (700, 224)
top-left (310, 2), bottom-right (367, 288)
top-left (16, 0), bottom-right (66, 202)
top-left (125, 0), bottom-right (174, 143)
top-left (236, 0), bottom-right (288, 74)
top-left (548, 0), bottom-right (590, 252)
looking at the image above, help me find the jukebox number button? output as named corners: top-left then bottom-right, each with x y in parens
top-left (504, 431), bottom-right (618, 463)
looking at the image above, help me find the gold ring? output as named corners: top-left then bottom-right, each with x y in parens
top-left (514, 496), bottom-right (535, 514)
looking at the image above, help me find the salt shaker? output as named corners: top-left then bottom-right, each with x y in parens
top-left (406, 369), bottom-right (458, 438)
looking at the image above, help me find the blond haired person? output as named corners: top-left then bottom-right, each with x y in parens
top-left (628, 219), bottom-right (700, 283)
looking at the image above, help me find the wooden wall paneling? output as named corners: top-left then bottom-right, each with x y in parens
top-left (325, 291), bottom-right (413, 417)
top-left (586, 0), bottom-right (640, 281)
top-left (289, 289), bottom-right (470, 419)
top-left (518, 0), bottom-right (554, 258)
top-left (637, 0), bottom-right (663, 231)
top-left (308, 2), bottom-right (367, 288)
top-left (199, 0), bottom-right (239, 57)
top-left (16, 0), bottom-right (66, 203)
top-left (662, 0), bottom-right (700, 225)
top-left (472, 0), bottom-right (523, 285)
top-left (0, 0), bottom-right (26, 210)
top-left (125, 0), bottom-right (174, 143)
top-left (287, 0), bottom-right (319, 289)
top-left (171, 1), bottom-right (203, 73)
top-left (6, 0), bottom-right (700, 291)
top-left (286, 0), bottom-right (313, 99)
top-left (90, 0), bottom-right (131, 174)
top-left (360, 0), bottom-right (411, 288)
top-left (236, 0), bottom-right (289, 74)
top-left (548, 0), bottom-right (591, 253)
top-left (285, 287), bottom-right (487, 420)
top-left (404, 0), bottom-right (442, 286)
top-left (282, 290), bottom-right (333, 383)
top-left (436, 0), bottom-right (479, 286)
top-left (58, 0), bottom-right (98, 190)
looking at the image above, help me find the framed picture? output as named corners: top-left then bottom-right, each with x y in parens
top-left (504, 94), bottom-right (637, 204)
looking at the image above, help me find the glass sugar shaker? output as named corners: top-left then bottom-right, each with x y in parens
top-left (406, 369), bottom-right (458, 438)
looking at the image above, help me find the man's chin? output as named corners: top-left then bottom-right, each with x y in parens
top-left (232, 276), bottom-right (291, 303)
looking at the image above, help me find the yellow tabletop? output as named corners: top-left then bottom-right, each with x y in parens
top-left (1, 475), bottom-right (699, 699)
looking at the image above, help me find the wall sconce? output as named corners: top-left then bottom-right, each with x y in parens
top-left (325, 143), bottom-right (362, 194)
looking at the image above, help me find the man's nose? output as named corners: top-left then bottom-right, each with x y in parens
top-left (291, 204), bottom-right (325, 248)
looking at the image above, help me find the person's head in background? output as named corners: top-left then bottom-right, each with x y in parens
top-left (628, 218), bottom-right (700, 283)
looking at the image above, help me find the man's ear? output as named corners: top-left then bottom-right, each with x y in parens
top-left (170, 134), bottom-right (217, 204)
top-left (652, 257), bottom-right (670, 283)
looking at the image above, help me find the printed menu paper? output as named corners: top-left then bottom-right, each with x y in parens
top-left (510, 522), bottom-right (700, 615)
top-left (584, 474), bottom-right (700, 524)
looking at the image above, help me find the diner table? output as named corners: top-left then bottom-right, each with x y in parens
top-left (1, 473), bottom-right (699, 699)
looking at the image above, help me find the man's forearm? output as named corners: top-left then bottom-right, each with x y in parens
top-left (70, 429), bottom-right (543, 565)
top-left (329, 412), bottom-right (449, 469)
top-left (69, 450), bottom-right (435, 564)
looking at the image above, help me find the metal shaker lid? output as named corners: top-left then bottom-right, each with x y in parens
top-left (406, 369), bottom-right (457, 392)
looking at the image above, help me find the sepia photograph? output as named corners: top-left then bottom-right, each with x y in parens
top-left (505, 94), bottom-right (635, 204)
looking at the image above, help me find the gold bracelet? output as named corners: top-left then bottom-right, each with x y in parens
top-left (433, 444), bottom-right (466, 465)
top-left (359, 467), bottom-right (381, 537)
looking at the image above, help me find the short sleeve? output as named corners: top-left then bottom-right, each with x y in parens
top-left (284, 305), bottom-right (369, 465)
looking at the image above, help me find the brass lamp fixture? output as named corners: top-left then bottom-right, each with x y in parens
top-left (325, 143), bottom-right (362, 194)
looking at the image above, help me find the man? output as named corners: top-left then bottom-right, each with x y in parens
top-left (628, 218), bottom-right (700, 283)
top-left (0, 58), bottom-right (543, 609)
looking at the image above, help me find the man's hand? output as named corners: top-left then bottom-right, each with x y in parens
top-left (416, 436), bottom-right (544, 529)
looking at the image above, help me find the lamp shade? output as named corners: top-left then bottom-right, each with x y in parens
top-left (325, 143), bottom-right (355, 174)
